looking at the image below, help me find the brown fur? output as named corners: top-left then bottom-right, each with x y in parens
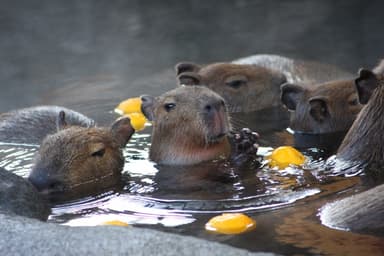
top-left (176, 62), bottom-right (286, 112)
top-left (141, 86), bottom-right (232, 165)
top-left (27, 111), bottom-right (134, 199)
top-left (320, 184), bottom-right (384, 232)
top-left (281, 79), bottom-right (363, 134)
top-left (337, 69), bottom-right (384, 168)
top-left (322, 68), bottom-right (384, 233)
top-left (175, 55), bottom-right (353, 113)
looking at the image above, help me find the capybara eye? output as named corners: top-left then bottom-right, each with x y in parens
top-left (91, 148), bottom-right (106, 157)
top-left (164, 103), bottom-right (176, 112)
top-left (349, 98), bottom-right (359, 106)
top-left (226, 80), bottom-right (245, 89)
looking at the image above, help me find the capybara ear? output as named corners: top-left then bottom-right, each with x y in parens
top-left (56, 111), bottom-right (68, 131)
top-left (174, 62), bottom-right (201, 75)
top-left (355, 68), bottom-right (379, 104)
top-left (308, 96), bottom-right (328, 122)
top-left (177, 72), bottom-right (201, 86)
top-left (140, 95), bottom-right (156, 121)
top-left (110, 116), bottom-right (135, 148)
top-left (373, 59), bottom-right (384, 75)
top-left (280, 83), bottom-right (305, 111)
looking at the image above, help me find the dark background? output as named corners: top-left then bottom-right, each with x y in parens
top-left (1, 0), bottom-right (383, 112)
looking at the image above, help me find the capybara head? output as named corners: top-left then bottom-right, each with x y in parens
top-left (336, 69), bottom-right (384, 168)
top-left (141, 86), bottom-right (231, 165)
top-left (280, 79), bottom-right (363, 134)
top-left (28, 111), bottom-right (134, 199)
top-left (175, 62), bottom-right (287, 112)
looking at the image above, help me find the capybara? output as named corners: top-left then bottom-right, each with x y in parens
top-left (320, 68), bottom-right (384, 233)
top-left (175, 54), bottom-right (352, 113)
top-left (141, 86), bottom-right (259, 166)
top-left (0, 105), bottom-right (134, 200)
top-left (27, 110), bottom-right (134, 199)
top-left (280, 79), bottom-right (363, 134)
top-left (336, 69), bottom-right (384, 170)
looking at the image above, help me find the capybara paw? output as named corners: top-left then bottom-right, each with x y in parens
top-left (229, 128), bottom-right (259, 164)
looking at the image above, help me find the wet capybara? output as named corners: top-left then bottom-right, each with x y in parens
top-left (280, 79), bottom-right (363, 135)
top-left (320, 69), bottom-right (384, 233)
top-left (27, 110), bottom-right (134, 200)
top-left (320, 183), bottom-right (384, 233)
top-left (280, 59), bottom-right (384, 147)
top-left (141, 86), bottom-right (259, 166)
top-left (336, 69), bottom-right (384, 170)
top-left (0, 105), bottom-right (95, 144)
top-left (175, 54), bottom-right (352, 112)
top-left (0, 167), bottom-right (50, 221)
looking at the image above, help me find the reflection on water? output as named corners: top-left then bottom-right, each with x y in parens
top-left (1, 106), bottom-right (381, 255)
top-left (0, 142), bottom-right (38, 177)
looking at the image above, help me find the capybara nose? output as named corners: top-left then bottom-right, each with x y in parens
top-left (203, 100), bottom-right (225, 114)
top-left (28, 170), bottom-right (64, 193)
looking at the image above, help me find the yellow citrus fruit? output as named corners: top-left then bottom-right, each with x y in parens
top-left (205, 213), bottom-right (256, 234)
top-left (266, 146), bottom-right (305, 169)
top-left (101, 220), bottom-right (129, 227)
top-left (115, 97), bottom-right (142, 115)
top-left (127, 112), bottom-right (146, 131)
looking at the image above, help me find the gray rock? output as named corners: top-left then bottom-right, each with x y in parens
top-left (0, 213), bottom-right (276, 256)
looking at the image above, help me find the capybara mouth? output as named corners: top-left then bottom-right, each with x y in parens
top-left (38, 184), bottom-right (67, 198)
top-left (207, 132), bottom-right (228, 144)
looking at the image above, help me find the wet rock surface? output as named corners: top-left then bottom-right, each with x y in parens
top-left (0, 213), bottom-right (276, 256)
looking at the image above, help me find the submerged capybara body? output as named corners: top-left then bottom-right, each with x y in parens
top-left (0, 106), bottom-right (95, 144)
top-left (141, 86), bottom-right (259, 166)
top-left (0, 106), bottom-right (134, 200)
top-left (175, 54), bottom-right (353, 113)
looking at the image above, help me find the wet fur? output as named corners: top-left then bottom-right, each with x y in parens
top-left (0, 167), bottom-right (50, 221)
top-left (176, 54), bottom-right (352, 113)
top-left (320, 184), bottom-right (384, 232)
top-left (0, 105), bottom-right (134, 200)
top-left (321, 68), bottom-right (384, 233)
top-left (142, 86), bottom-right (231, 165)
top-left (0, 106), bottom-right (95, 144)
top-left (337, 71), bottom-right (384, 168)
top-left (281, 79), bottom-right (362, 134)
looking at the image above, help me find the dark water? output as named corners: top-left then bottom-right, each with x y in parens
top-left (1, 1), bottom-right (384, 255)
